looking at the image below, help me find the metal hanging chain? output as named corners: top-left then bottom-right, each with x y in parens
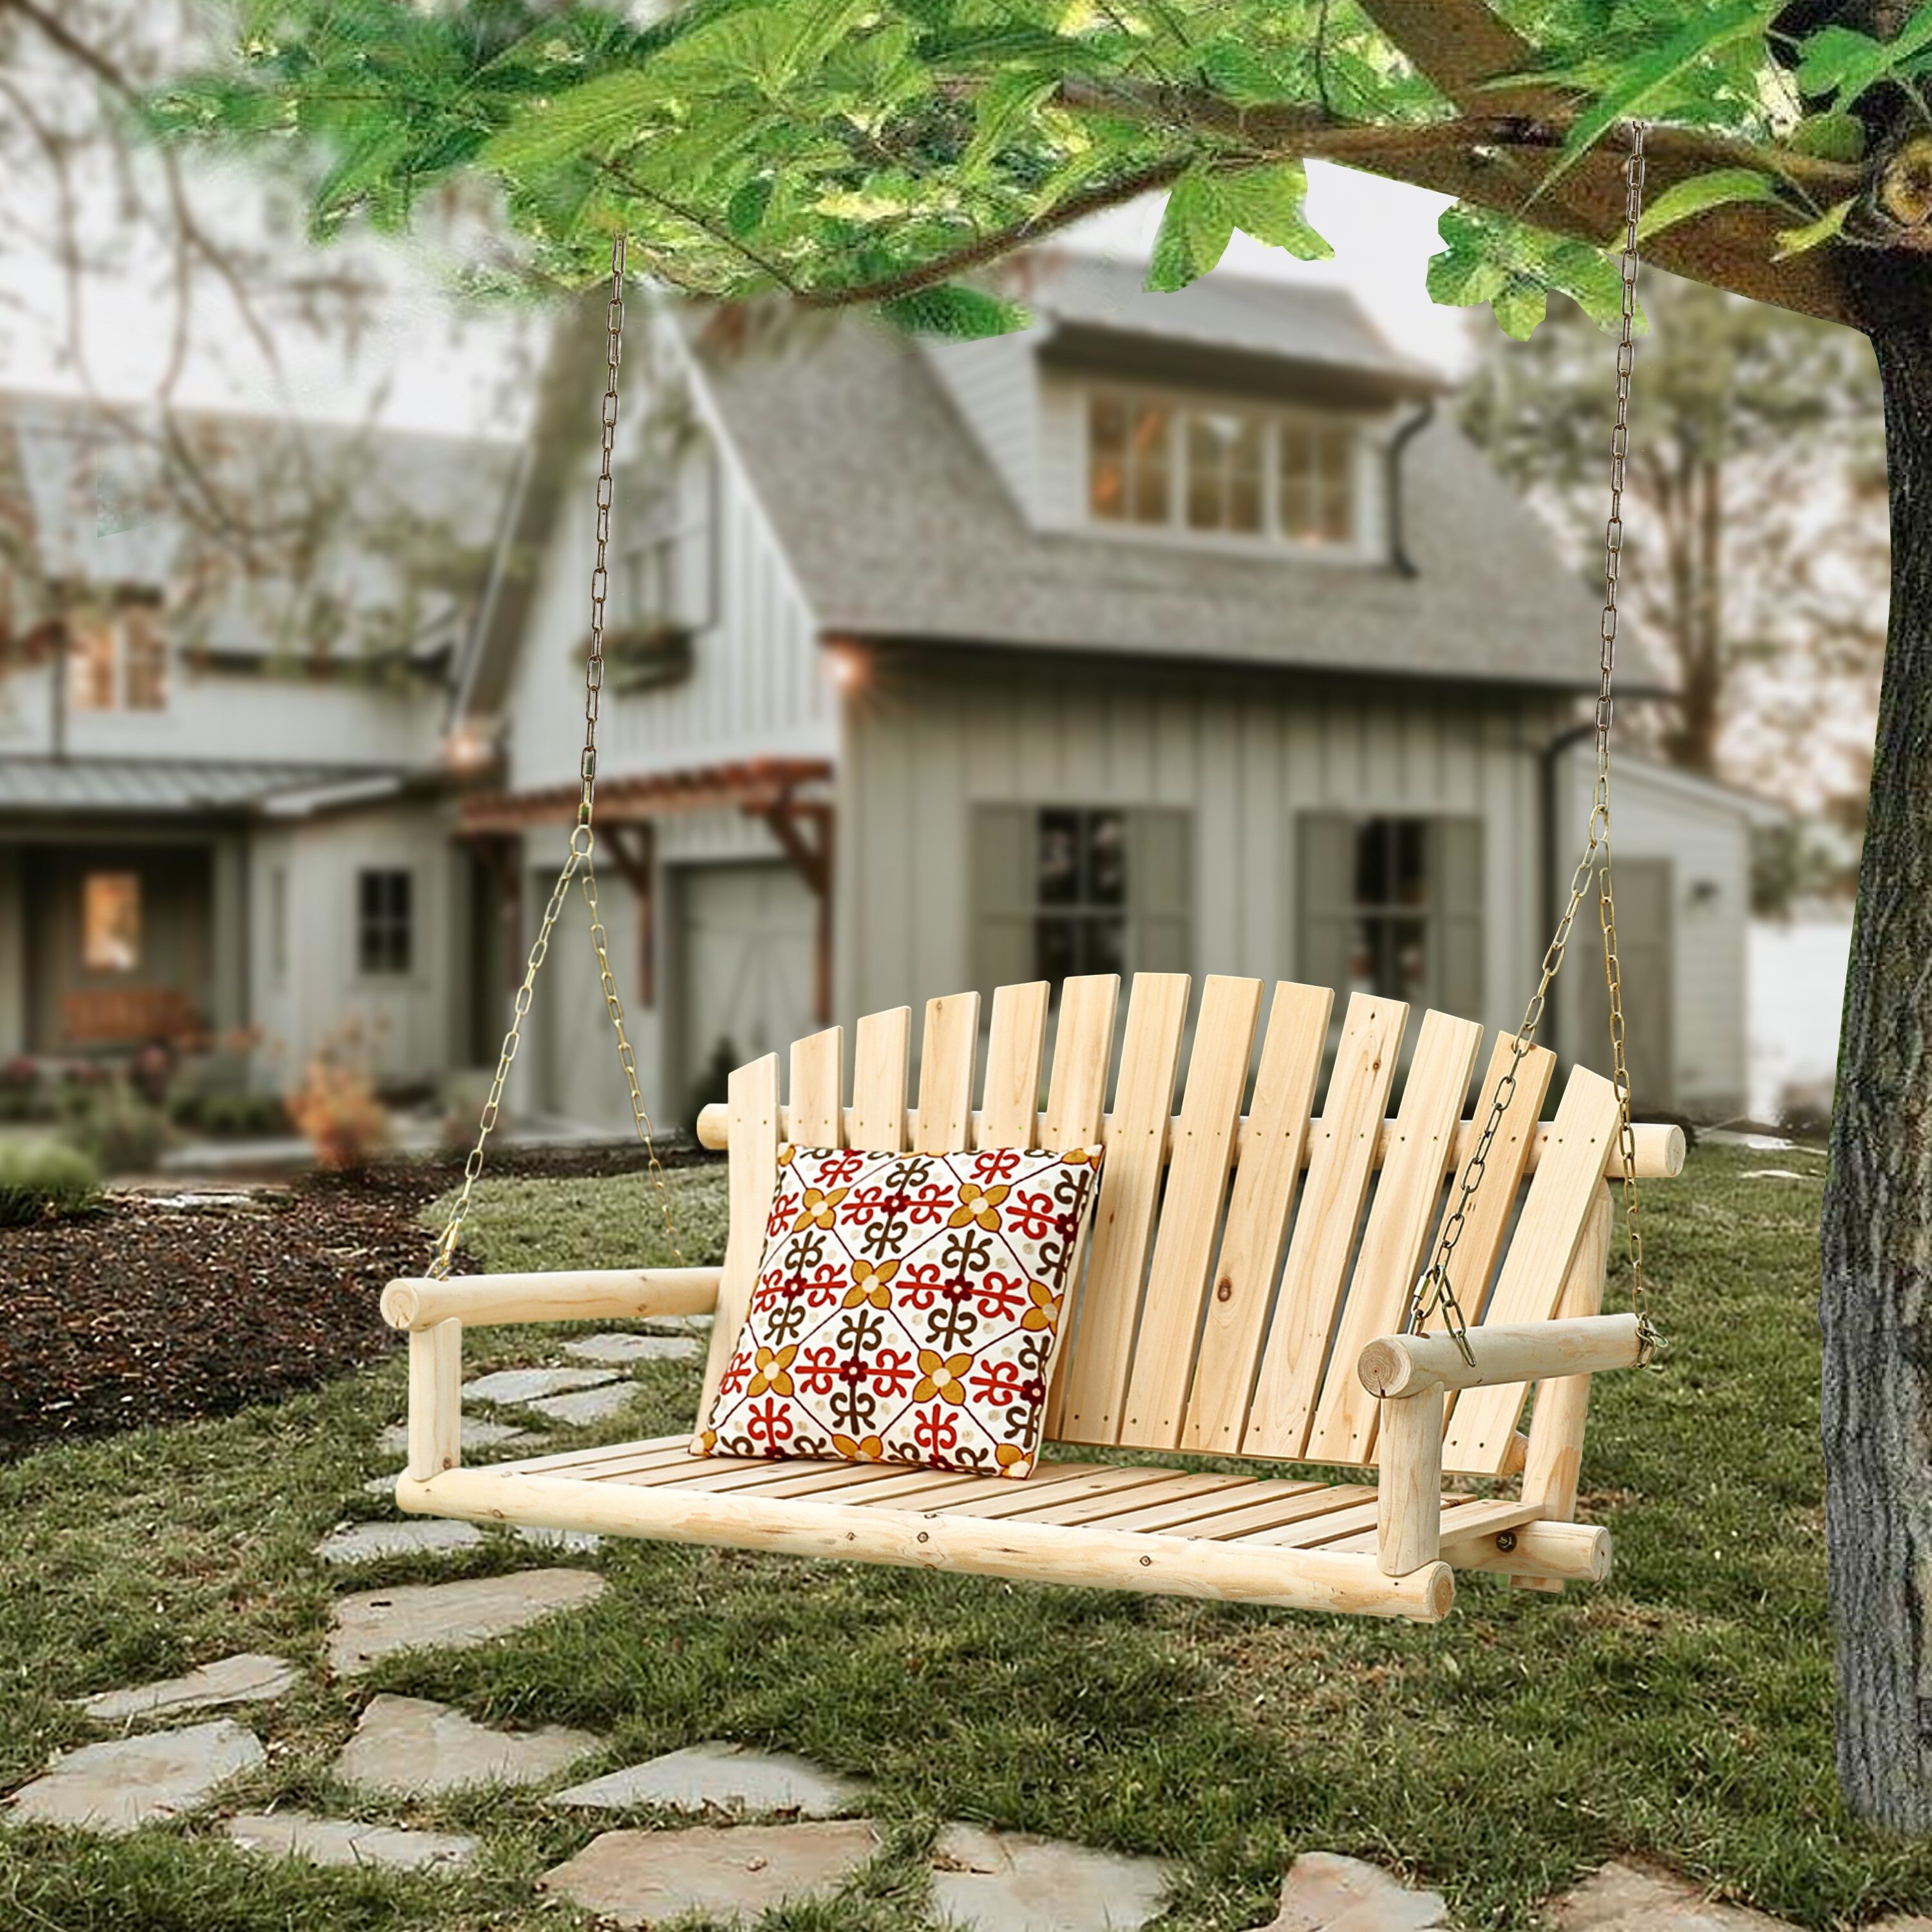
top-left (1404, 122), bottom-right (1655, 1365)
top-left (428, 232), bottom-right (683, 1280)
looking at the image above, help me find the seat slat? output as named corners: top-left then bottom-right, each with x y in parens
top-left (1180, 1482), bottom-right (1380, 1541)
top-left (849, 1007), bottom-right (911, 1152)
top-left (1118, 975), bottom-right (1264, 1451)
top-left (980, 982), bottom-right (1048, 1150)
top-left (1305, 1009), bottom-right (1483, 1466)
top-left (496, 1434), bottom-right (692, 1477)
top-left (927, 1465), bottom-right (1171, 1519)
top-left (994, 1470), bottom-right (1245, 1528)
top-left (1094, 1477), bottom-right (1308, 1535)
top-left (913, 993), bottom-right (981, 1155)
top-left (1180, 981), bottom-right (1332, 1455)
top-left (697, 1052), bottom-right (781, 1419)
top-left (1052, 972), bottom-right (1191, 1446)
top-left (789, 1027), bottom-right (845, 1148)
top-left (1241, 994), bottom-right (1408, 1461)
top-left (1444, 1066), bottom-right (1623, 1475)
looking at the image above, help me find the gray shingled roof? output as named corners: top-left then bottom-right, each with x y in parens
top-left (0, 757), bottom-right (394, 815)
top-left (692, 266), bottom-right (1611, 690)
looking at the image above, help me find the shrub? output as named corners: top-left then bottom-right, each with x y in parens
top-left (61, 1082), bottom-right (171, 1175)
top-left (0, 1139), bottom-right (101, 1226)
top-left (287, 1057), bottom-right (390, 1172)
top-left (0, 1057), bottom-right (53, 1123)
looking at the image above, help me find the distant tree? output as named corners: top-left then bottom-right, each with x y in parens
top-left (1464, 272), bottom-right (1888, 794)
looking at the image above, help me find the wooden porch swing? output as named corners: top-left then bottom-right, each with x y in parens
top-left (383, 129), bottom-right (1675, 1627)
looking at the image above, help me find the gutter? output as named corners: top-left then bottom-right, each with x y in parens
top-left (1386, 396), bottom-right (1436, 578)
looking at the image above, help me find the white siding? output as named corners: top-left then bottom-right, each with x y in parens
top-left (838, 656), bottom-right (1558, 1077)
top-left (919, 334), bottom-right (1042, 518)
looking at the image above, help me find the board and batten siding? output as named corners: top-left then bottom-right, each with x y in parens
top-left (838, 655), bottom-right (1560, 1075)
top-left (502, 321), bottom-right (834, 796)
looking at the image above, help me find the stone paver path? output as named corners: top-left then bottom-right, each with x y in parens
top-left (527, 1383), bottom-right (643, 1426)
top-left (319, 1520), bottom-right (486, 1564)
top-left (8, 1719), bottom-right (265, 1835)
top-left (327, 1568), bottom-right (605, 1676)
top-left (565, 1332), bottom-right (703, 1367)
top-left (1553, 1862), bottom-right (1792, 1932)
top-left (226, 1810), bottom-right (478, 1873)
top-left (336, 1694), bottom-right (601, 1797)
top-left (378, 1417), bottom-right (535, 1457)
top-left (932, 1823), bottom-right (1170, 1932)
top-left (71, 1653), bottom-right (298, 1725)
top-left (541, 1819), bottom-right (880, 1928)
top-left (553, 1741), bottom-right (866, 1816)
top-left (464, 1366), bottom-right (618, 1406)
top-left (1267, 1851), bottom-right (1448, 1930)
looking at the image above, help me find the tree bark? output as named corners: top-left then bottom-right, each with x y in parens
top-left (1823, 307), bottom-right (1932, 1829)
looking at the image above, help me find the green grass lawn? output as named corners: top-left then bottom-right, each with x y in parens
top-left (0, 1142), bottom-right (1920, 1931)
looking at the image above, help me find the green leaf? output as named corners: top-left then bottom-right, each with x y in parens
top-left (1633, 167), bottom-right (1782, 243)
top-left (1787, 111), bottom-right (1867, 163)
top-left (1198, 37), bottom-right (1289, 106)
top-left (1773, 195), bottom-right (1855, 259)
top-left (726, 176), bottom-right (773, 237)
top-left (878, 283), bottom-right (1030, 337)
top-left (1218, 160), bottom-right (1332, 261)
top-left (1795, 7), bottom-right (1932, 104)
top-left (480, 69), bottom-right (659, 173)
top-left (1543, 0), bottom-right (1767, 188)
top-left (1491, 278), bottom-right (1548, 341)
top-left (1146, 170), bottom-right (1233, 292)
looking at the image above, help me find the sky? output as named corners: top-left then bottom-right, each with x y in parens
top-left (0, 160), bottom-right (1471, 439)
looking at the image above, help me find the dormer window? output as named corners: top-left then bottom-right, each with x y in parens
top-left (1085, 388), bottom-right (1360, 551)
top-left (67, 605), bottom-right (167, 712)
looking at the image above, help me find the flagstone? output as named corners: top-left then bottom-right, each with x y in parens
top-left (72, 1653), bottom-right (298, 1725)
top-left (326, 1568), bottom-right (605, 1676)
top-left (931, 1824), bottom-right (1170, 1932)
top-left (526, 1382), bottom-right (643, 1426)
top-left (377, 1417), bottom-right (534, 1456)
top-left (553, 1740), bottom-right (865, 1815)
top-left (463, 1366), bottom-right (619, 1406)
top-left (317, 1519), bottom-right (486, 1564)
top-left (564, 1332), bottom-right (703, 1367)
top-left (540, 1819), bottom-right (880, 1927)
top-left (7, 1719), bottom-right (264, 1835)
top-left (225, 1810), bottom-right (478, 1873)
top-left (1552, 1862), bottom-right (1793, 1932)
top-left (334, 1693), bottom-right (601, 1797)
top-left (1265, 1850), bottom-right (1448, 1931)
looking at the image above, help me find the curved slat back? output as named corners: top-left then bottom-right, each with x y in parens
top-left (1050, 972), bottom-right (1189, 1446)
top-left (979, 982), bottom-right (1048, 1149)
top-left (1180, 980), bottom-right (1332, 1455)
top-left (1242, 994), bottom-right (1408, 1461)
top-left (1117, 974), bottom-right (1264, 1450)
top-left (789, 1027), bottom-right (845, 1149)
top-left (1041, 974), bottom-right (1119, 1151)
top-left (913, 992), bottom-right (981, 1155)
top-left (849, 1007), bottom-right (910, 1151)
top-left (698, 1052), bottom-right (781, 1419)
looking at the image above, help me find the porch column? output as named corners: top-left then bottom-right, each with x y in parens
top-left (0, 846), bottom-right (24, 1055)
top-left (210, 833), bottom-right (249, 1036)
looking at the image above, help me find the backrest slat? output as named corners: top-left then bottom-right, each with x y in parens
top-left (1443, 1065), bottom-right (1622, 1475)
top-left (1050, 971), bottom-right (1190, 1446)
top-left (1304, 1009), bottom-right (1482, 1465)
top-left (979, 981), bottom-right (1049, 1150)
top-left (913, 992), bottom-right (981, 1155)
top-left (849, 1007), bottom-right (911, 1152)
top-left (1041, 974), bottom-right (1120, 1151)
top-left (1118, 974), bottom-right (1264, 1450)
top-left (789, 1027), bottom-right (845, 1149)
top-left (1241, 993), bottom-right (1408, 1461)
top-left (698, 1052), bottom-right (781, 1419)
top-left (1180, 980), bottom-right (1332, 1455)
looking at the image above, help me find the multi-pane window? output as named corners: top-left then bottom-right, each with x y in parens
top-left (68, 611), bottom-right (167, 712)
top-left (618, 435), bottom-right (714, 634)
top-left (357, 869), bottom-right (413, 976)
top-left (82, 872), bottom-right (141, 972)
top-left (1034, 808), bottom-right (1128, 985)
top-left (1088, 390), bottom-right (1358, 547)
top-left (1348, 818), bottom-right (1431, 1003)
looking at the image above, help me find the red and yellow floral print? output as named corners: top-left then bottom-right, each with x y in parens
top-left (692, 1141), bottom-right (1104, 1479)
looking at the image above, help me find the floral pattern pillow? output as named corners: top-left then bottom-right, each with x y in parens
top-left (692, 1142), bottom-right (1103, 1480)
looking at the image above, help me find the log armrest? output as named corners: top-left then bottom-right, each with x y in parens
top-left (1358, 1314), bottom-right (1645, 1399)
top-left (381, 1266), bottom-right (724, 1334)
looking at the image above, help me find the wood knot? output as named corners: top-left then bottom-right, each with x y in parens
top-left (1215, 1277), bottom-right (1234, 1303)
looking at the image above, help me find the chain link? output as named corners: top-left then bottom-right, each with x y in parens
top-left (428, 232), bottom-right (683, 1280)
top-left (1405, 123), bottom-right (1656, 1365)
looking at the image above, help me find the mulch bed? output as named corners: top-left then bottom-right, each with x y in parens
top-left (0, 1144), bottom-right (718, 1459)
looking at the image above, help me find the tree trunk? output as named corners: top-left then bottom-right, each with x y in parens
top-left (1823, 312), bottom-right (1932, 1828)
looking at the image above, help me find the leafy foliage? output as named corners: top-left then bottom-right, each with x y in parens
top-left (149, 0), bottom-right (1925, 336)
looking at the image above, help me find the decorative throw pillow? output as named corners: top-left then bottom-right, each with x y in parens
top-left (692, 1142), bottom-right (1104, 1480)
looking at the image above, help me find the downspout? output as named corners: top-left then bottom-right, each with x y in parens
top-left (1386, 395), bottom-right (1435, 577)
top-left (1539, 719), bottom-right (1598, 1063)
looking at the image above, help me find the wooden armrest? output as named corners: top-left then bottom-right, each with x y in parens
top-left (1358, 1314), bottom-right (1644, 1399)
top-left (381, 1266), bottom-right (723, 1332)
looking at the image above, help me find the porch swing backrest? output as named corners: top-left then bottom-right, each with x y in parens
top-left (698, 970), bottom-right (1678, 1485)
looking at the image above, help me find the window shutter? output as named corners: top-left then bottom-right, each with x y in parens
top-left (971, 805), bottom-right (1036, 992)
top-left (1297, 813), bottom-right (1356, 996)
top-left (1431, 817), bottom-right (1485, 1017)
top-left (1129, 809), bottom-right (1193, 974)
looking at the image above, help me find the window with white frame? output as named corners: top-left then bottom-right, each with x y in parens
top-left (1086, 388), bottom-right (1360, 548)
top-left (67, 606), bottom-right (167, 712)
